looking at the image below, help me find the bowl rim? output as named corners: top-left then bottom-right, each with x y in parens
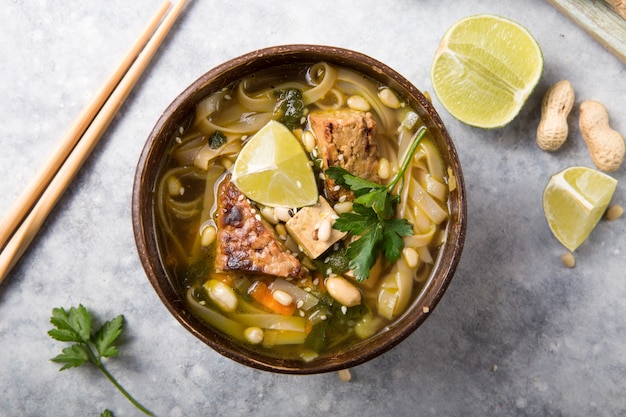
top-left (132, 44), bottom-right (467, 374)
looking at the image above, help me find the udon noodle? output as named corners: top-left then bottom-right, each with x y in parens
top-left (154, 62), bottom-right (452, 361)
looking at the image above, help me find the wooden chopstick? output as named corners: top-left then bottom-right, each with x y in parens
top-left (0, 0), bottom-right (188, 283)
top-left (0, 0), bottom-right (171, 253)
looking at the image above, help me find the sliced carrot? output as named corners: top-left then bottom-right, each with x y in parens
top-left (248, 281), bottom-right (296, 316)
top-left (314, 272), bottom-right (326, 293)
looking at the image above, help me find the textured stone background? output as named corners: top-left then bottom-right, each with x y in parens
top-left (1, 1), bottom-right (625, 416)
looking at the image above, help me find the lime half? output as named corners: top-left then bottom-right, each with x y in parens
top-left (431, 14), bottom-right (543, 128)
top-left (543, 166), bottom-right (617, 251)
top-left (232, 120), bottom-right (318, 208)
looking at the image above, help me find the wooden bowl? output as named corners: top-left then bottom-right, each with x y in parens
top-left (132, 44), bottom-right (466, 374)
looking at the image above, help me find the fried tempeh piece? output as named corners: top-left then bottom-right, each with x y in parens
top-left (309, 109), bottom-right (380, 202)
top-left (215, 176), bottom-right (303, 278)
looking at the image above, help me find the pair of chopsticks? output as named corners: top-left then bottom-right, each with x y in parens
top-left (0, 0), bottom-right (187, 284)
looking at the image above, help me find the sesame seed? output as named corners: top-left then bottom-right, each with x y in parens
top-left (297, 300), bottom-right (304, 309)
top-left (320, 315), bottom-right (327, 320)
top-left (333, 185), bottom-right (341, 191)
top-left (254, 214), bottom-right (261, 221)
top-left (338, 195), bottom-right (347, 203)
top-left (297, 180), bottom-right (302, 188)
top-left (337, 154), bottom-right (344, 161)
top-left (224, 94), bottom-right (232, 100)
top-left (341, 306), bottom-right (347, 315)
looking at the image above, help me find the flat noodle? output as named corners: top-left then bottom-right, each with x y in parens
top-left (197, 111), bottom-right (273, 135)
top-left (416, 138), bottom-right (445, 180)
top-left (415, 170), bottom-right (447, 203)
top-left (172, 134), bottom-right (205, 166)
top-left (407, 177), bottom-right (448, 225)
top-left (156, 166), bottom-right (207, 261)
top-left (311, 87), bottom-right (345, 111)
top-left (302, 62), bottom-right (337, 104)
top-left (403, 224), bottom-right (436, 247)
top-left (194, 138), bottom-right (241, 170)
top-left (195, 90), bottom-right (225, 125)
top-left (236, 80), bottom-right (276, 112)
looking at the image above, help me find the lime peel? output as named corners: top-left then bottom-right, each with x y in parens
top-left (232, 120), bottom-right (318, 208)
top-left (543, 166), bottom-right (617, 251)
top-left (431, 14), bottom-right (543, 129)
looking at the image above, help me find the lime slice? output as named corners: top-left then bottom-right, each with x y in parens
top-left (543, 166), bottom-right (617, 251)
top-left (232, 120), bottom-right (318, 208)
top-left (431, 14), bottom-right (543, 128)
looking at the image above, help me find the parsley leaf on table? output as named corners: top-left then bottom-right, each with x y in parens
top-left (48, 305), bottom-right (153, 416)
top-left (326, 127), bottom-right (428, 281)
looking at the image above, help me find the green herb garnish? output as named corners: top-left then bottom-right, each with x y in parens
top-left (208, 130), bottom-right (227, 149)
top-left (326, 127), bottom-right (427, 281)
top-left (274, 88), bottom-right (305, 130)
top-left (48, 305), bottom-right (153, 416)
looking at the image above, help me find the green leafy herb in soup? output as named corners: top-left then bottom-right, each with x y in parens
top-left (155, 62), bottom-right (452, 362)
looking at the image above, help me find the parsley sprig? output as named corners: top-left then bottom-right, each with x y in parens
top-left (48, 305), bottom-right (153, 416)
top-left (326, 127), bottom-right (427, 281)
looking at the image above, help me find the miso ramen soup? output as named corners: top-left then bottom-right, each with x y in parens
top-left (155, 62), bottom-right (452, 362)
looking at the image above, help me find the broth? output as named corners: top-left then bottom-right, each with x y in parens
top-left (154, 62), bottom-right (451, 362)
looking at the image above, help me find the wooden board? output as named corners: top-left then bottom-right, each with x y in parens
top-left (547, 0), bottom-right (626, 64)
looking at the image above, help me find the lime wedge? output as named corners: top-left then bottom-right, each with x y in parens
top-left (543, 166), bottom-right (617, 251)
top-left (232, 120), bottom-right (318, 208)
top-left (431, 14), bottom-right (543, 128)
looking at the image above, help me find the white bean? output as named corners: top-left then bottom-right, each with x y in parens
top-left (275, 223), bottom-right (288, 240)
top-left (333, 201), bottom-right (353, 214)
top-left (204, 279), bottom-right (238, 312)
top-left (167, 176), bottom-right (183, 196)
top-left (274, 207), bottom-right (292, 223)
top-left (201, 225), bottom-right (217, 247)
top-left (302, 130), bottom-right (316, 153)
top-left (326, 276), bottom-right (362, 307)
top-left (378, 157), bottom-right (391, 180)
top-left (272, 289), bottom-right (294, 306)
top-left (244, 327), bottom-right (264, 344)
top-left (378, 87), bottom-right (402, 109)
top-left (261, 206), bottom-right (279, 224)
top-left (317, 219), bottom-right (332, 242)
top-left (347, 95), bottom-right (370, 112)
